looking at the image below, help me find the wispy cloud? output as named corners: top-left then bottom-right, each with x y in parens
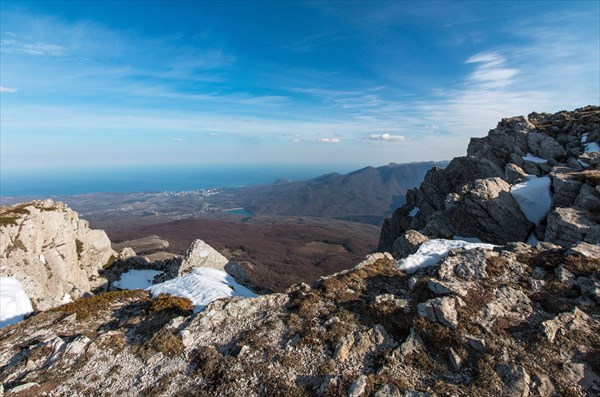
top-left (317, 137), bottom-right (341, 143)
top-left (465, 51), bottom-right (518, 89)
top-left (1, 38), bottom-right (66, 56)
top-left (0, 85), bottom-right (17, 93)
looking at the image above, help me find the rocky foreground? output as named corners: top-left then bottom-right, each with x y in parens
top-left (0, 107), bottom-right (599, 396)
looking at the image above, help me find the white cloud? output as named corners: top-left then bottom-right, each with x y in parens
top-left (172, 138), bottom-right (183, 142)
top-left (0, 86), bottom-right (17, 93)
top-left (22, 43), bottom-right (66, 56)
top-left (369, 133), bottom-right (407, 141)
top-left (317, 137), bottom-right (341, 143)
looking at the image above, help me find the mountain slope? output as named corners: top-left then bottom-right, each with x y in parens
top-left (228, 161), bottom-right (447, 225)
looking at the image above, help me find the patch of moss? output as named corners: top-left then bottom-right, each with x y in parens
top-left (485, 255), bottom-right (506, 277)
top-left (75, 239), bottom-right (84, 260)
top-left (571, 170), bottom-right (600, 187)
top-left (0, 216), bottom-right (19, 227)
top-left (51, 289), bottom-right (149, 320)
top-left (136, 329), bottom-right (184, 359)
top-left (149, 293), bottom-right (194, 315)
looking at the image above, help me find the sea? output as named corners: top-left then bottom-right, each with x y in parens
top-left (0, 164), bottom-right (357, 198)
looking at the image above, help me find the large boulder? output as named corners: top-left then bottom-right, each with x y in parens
top-left (0, 200), bottom-right (116, 310)
top-left (423, 177), bottom-right (533, 244)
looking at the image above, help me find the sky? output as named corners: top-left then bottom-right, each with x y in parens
top-left (1, 1), bottom-right (599, 173)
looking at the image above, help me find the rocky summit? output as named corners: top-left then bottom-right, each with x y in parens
top-left (0, 107), bottom-right (599, 397)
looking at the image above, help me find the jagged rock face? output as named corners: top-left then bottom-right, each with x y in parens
top-left (0, 200), bottom-right (115, 310)
top-left (0, 244), bottom-right (598, 396)
top-left (380, 106), bottom-right (600, 254)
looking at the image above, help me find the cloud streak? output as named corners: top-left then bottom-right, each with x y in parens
top-left (0, 86), bottom-right (17, 93)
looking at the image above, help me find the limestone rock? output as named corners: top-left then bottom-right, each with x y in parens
top-left (392, 230), bottom-right (429, 259)
top-left (0, 200), bottom-right (115, 310)
top-left (417, 297), bottom-right (458, 329)
top-left (540, 307), bottom-right (590, 343)
top-left (117, 247), bottom-right (137, 261)
top-left (505, 163), bottom-right (528, 184)
top-left (496, 364), bottom-right (531, 397)
top-left (178, 239), bottom-right (230, 276)
top-left (567, 242), bottom-right (600, 258)
top-left (546, 207), bottom-right (596, 247)
top-left (348, 375), bottom-right (367, 397)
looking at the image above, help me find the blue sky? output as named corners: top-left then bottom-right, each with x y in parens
top-left (1, 1), bottom-right (599, 172)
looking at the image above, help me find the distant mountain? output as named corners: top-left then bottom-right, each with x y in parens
top-left (229, 161), bottom-right (447, 225)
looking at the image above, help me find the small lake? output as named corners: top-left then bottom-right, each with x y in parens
top-left (224, 208), bottom-right (253, 217)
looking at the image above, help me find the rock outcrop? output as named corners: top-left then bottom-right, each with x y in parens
top-left (0, 200), bottom-right (115, 310)
top-left (380, 106), bottom-right (600, 254)
top-left (0, 243), bottom-right (597, 396)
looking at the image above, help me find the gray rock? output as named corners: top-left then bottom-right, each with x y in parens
top-left (417, 297), bottom-right (458, 329)
top-left (496, 363), bottom-right (531, 397)
top-left (117, 247), bottom-right (137, 261)
top-left (540, 307), bottom-right (590, 343)
top-left (575, 183), bottom-right (600, 212)
top-left (392, 230), bottom-right (429, 259)
top-left (178, 239), bottom-right (230, 276)
top-left (546, 207), bottom-right (595, 247)
top-left (450, 177), bottom-right (532, 244)
top-left (396, 328), bottom-right (426, 357)
top-left (448, 347), bottom-right (463, 370)
top-left (530, 373), bottom-right (556, 397)
top-left (527, 131), bottom-right (566, 160)
top-left (505, 163), bottom-right (528, 184)
top-left (374, 384), bottom-right (401, 397)
top-left (348, 375), bottom-right (367, 397)
top-left (550, 172), bottom-right (583, 208)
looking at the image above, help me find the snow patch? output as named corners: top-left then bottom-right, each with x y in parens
top-left (581, 134), bottom-right (588, 143)
top-left (148, 268), bottom-right (257, 312)
top-left (39, 254), bottom-right (46, 264)
top-left (114, 269), bottom-right (163, 290)
top-left (199, 250), bottom-right (208, 258)
top-left (522, 153), bottom-right (548, 164)
top-left (453, 236), bottom-right (483, 243)
top-left (408, 207), bottom-right (420, 217)
top-left (0, 277), bottom-right (34, 328)
top-left (585, 142), bottom-right (599, 153)
top-left (397, 239), bottom-right (496, 274)
top-left (577, 159), bottom-right (590, 168)
top-left (61, 293), bottom-right (73, 304)
top-left (526, 233), bottom-right (539, 247)
top-left (510, 176), bottom-right (552, 225)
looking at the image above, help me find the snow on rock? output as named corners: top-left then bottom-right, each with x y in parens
top-left (526, 233), bottom-right (539, 246)
top-left (113, 269), bottom-right (164, 290)
top-left (453, 236), bottom-right (482, 243)
top-left (408, 207), bottom-right (420, 217)
top-left (397, 239), bottom-right (496, 274)
top-left (585, 142), bottom-right (600, 153)
top-left (0, 277), bottom-right (34, 328)
top-left (148, 267), bottom-right (257, 312)
top-left (61, 293), bottom-right (73, 304)
top-left (522, 153), bottom-right (548, 164)
top-left (39, 255), bottom-right (46, 264)
top-left (510, 176), bottom-right (552, 225)
top-left (581, 134), bottom-right (589, 143)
